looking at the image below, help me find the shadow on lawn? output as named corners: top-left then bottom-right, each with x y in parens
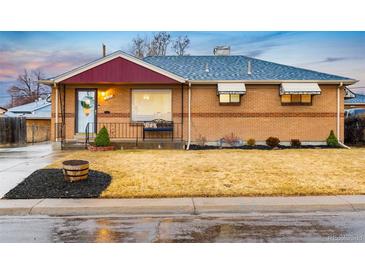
top-left (3, 169), bottom-right (112, 199)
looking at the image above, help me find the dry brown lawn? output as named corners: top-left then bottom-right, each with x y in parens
top-left (48, 148), bottom-right (365, 198)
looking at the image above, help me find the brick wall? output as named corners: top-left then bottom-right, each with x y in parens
top-left (189, 84), bottom-right (344, 142)
top-left (51, 84), bottom-right (185, 141)
top-left (50, 83), bottom-right (344, 143)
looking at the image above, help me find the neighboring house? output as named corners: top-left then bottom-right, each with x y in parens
top-left (5, 99), bottom-right (51, 143)
top-left (0, 107), bottom-right (7, 116)
top-left (345, 92), bottom-right (365, 109)
top-left (40, 49), bottom-right (357, 147)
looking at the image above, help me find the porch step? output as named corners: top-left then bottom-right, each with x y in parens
top-left (62, 142), bottom-right (86, 150)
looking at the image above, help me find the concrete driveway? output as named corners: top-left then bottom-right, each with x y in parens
top-left (0, 143), bottom-right (64, 197)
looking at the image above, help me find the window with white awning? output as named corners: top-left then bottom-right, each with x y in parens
top-left (280, 83), bottom-right (321, 105)
top-left (217, 83), bottom-right (246, 94)
top-left (217, 83), bottom-right (246, 104)
top-left (280, 83), bottom-right (321, 95)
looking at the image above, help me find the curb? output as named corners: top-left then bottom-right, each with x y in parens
top-left (1, 196), bottom-right (365, 216)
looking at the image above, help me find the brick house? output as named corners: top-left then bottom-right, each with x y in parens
top-left (40, 49), bottom-right (357, 148)
top-left (345, 91), bottom-right (365, 109)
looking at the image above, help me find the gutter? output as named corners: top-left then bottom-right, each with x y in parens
top-left (54, 82), bottom-right (59, 142)
top-left (186, 82), bottom-right (192, 150)
top-left (39, 79), bottom-right (55, 85)
top-left (188, 79), bottom-right (358, 85)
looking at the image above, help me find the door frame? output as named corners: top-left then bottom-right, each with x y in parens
top-left (75, 88), bottom-right (98, 134)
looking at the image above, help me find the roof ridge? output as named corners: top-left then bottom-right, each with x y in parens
top-left (144, 55), bottom-right (353, 80)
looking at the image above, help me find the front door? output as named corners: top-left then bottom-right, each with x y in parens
top-left (76, 89), bottom-right (97, 133)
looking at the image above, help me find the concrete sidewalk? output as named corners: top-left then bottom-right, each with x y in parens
top-left (0, 143), bottom-right (64, 198)
top-left (1, 195), bottom-right (365, 216)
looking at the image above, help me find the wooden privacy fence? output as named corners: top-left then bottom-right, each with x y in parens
top-left (27, 125), bottom-right (50, 143)
top-left (0, 117), bottom-right (27, 146)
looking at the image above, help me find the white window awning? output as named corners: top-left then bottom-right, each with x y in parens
top-left (280, 83), bottom-right (321, 95)
top-left (217, 83), bottom-right (246, 94)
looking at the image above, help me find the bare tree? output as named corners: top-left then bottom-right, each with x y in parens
top-left (172, 35), bottom-right (190, 56)
top-left (129, 32), bottom-right (191, 57)
top-left (130, 36), bottom-right (147, 59)
top-left (7, 69), bottom-right (50, 107)
top-left (146, 32), bottom-right (171, 56)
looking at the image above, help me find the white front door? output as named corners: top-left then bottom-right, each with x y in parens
top-left (76, 89), bottom-right (96, 133)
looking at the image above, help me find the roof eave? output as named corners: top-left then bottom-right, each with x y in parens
top-left (188, 79), bottom-right (358, 85)
top-left (39, 79), bottom-right (55, 86)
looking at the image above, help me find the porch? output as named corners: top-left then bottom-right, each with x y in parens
top-left (54, 121), bottom-right (185, 150)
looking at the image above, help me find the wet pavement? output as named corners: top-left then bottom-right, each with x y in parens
top-left (0, 143), bottom-right (64, 197)
top-left (1, 211), bottom-right (365, 242)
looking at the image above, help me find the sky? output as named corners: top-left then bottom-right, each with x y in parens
top-left (1, 31), bottom-right (365, 106)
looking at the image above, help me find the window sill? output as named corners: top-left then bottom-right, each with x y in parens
top-left (219, 102), bottom-right (241, 106)
top-left (281, 103), bottom-right (312, 106)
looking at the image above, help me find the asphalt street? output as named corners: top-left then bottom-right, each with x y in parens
top-left (1, 211), bottom-right (365, 243)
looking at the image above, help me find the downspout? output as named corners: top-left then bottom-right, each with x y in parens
top-left (186, 82), bottom-right (192, 150)
top-left (337, 82), bottom-right (350, 149)
top-left (54, 82), bottom-right (59, 141)
top-left (181, 83), bottom-right (184, 141)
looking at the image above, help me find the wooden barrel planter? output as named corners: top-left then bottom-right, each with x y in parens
top-left (63, 160), bottom-right (89, 182)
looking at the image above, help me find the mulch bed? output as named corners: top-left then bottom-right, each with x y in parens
top-left (188, 144), bottom-right (339, 150)
top-left (3, 168), bottom-right (112, 199)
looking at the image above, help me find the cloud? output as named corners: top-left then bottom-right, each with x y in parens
top-left (299, 56), bottom-right (358, 66)
top-left (244, 49), bottom-right (265, 58)
top-left (0, 48), bottom-right (96, 81)
top-left (319, 57), bottom-right (349, 63)
top-left (231, 32), bottom-right (293, 57)
top-left (235, 42), bottom-right (281, 58)
top-left (244, 32), bottom-right (291, 45)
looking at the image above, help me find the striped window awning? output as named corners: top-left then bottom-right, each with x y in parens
top-left (280, 83), bottom-right (321, 95)
top-left (217, 83), bottom-right (246, 94)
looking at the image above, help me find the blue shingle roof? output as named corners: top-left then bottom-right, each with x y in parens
top-left (6, 99), bottom-right (51, 119)
top-left (143, 55), bottom-right (353, 81)
top-left (345, 93), bottom-right (365, 104)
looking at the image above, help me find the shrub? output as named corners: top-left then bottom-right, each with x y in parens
top-left (290, 139), bottom-right (301, 148)
top-left (94, 126), bottom-right (111, 147)
top-left (247, 138), bottom-right (256, 146)
top-left (345, 116), bottom-right (365, 144)
top-left (326, 130), bottom-right (339, 147)
top-left (266, 136), bottom-right (280, 148)
top-left (222, 133), bottom-right (241, 145)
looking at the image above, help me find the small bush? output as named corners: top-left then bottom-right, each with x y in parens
top-left (95, 126), bottom-right (111, 147)
top-left (266, 137), bottom-right (280, 148)
top-left (326, 130), bottom-right (339, 147)
top-left (247, 138), bottom-right (256, 146)
top-left (290, 139), bottom-right (301, 148)
top-left (222, 133), bottom-right (241, 145)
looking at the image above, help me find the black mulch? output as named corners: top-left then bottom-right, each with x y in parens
top-left (188, 144), bottom-right (339, 150)
top-left (3, 169), bottom-right (112, 199)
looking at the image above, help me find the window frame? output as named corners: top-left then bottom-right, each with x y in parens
top-left (280, 94), bottom-right (313, 106)
top-left (130, 89), bottom-right (173, 122)
top-left (218, 93), bottom-right (242, 106)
